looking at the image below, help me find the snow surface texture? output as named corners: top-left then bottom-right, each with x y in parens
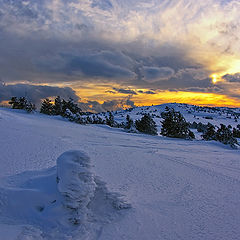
top-left (0, 106), bottom-right (240, 239)
top-left (0, 147), bottom-right (130, 239)
top-left (57, 151), bottom-right (97, 224)
top-left (96, 102), bottom-right (240, 140)
top-left (57, 151), bottom-right (130, 226)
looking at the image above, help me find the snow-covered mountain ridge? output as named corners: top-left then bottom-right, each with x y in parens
top-left (104, 103), bottom-right (240, 128)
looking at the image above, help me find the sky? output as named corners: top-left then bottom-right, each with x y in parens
top-left (0, 0), bottom-right (240, 112)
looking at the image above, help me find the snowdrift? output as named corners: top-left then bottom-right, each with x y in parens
top-left (0, 151), bottom-right (131, 239)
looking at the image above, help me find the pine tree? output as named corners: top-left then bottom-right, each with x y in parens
top-left (233, 128), bottom-right (240, 138)
top-left (124, 114), bottom-right (137, 132)
top-left (125, 115), bottom-right (134, 129)
top-left (66, 98), bottom-right (81, 114)
top-left (202, 123), bottom-right (216, 141)
top-left (18, 97), bottom-right (27, 109)
top-left (25, 101), bottom-right (36, 113)
top-left (74, 113), bottom-right (85, 124)
top-left (8, 97), bottom-right (19, 109)
top-left (106, 112), bottom-right (115, 127)
top-left (216, 124), bottom-right (238, 148)
top-left (64, 109), bottom-right (76, 121)
top-left (197, 122), bottom-right (206, 133)
top-left (86, 116), bottom-right (93, 124)
top-left (135, 113), bottom-right (157, 135)
top-left (40, 98), bottom-right (54, 115)
top-left (9, 96), bottom-right (35, 113)
top-left (161, 107), bottom-right (195, 139)
top-left (54, 96), bottom-right (62, 115)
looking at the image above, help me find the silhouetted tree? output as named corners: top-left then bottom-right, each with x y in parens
top-left (125, 115), bottom-right (134, 129)
top-left (202, 123), bottom-right (216, 141)
top-left (161, 107), bottom-right (195, 139)
top-left (8, 97), bottom-right (19, 109)
top-left (233, 128), bottom-right (240, 138)
top-left (40, 98), bottom-right (54, 115)
top-left (9, 96), bottom-right (35, 113)
top-left (135, 113), bottom-right (157, 135)
top-left (54, 96), bottom-right (63, 115)
top-left (106, 112), bottom-right (115, 127)
top-left (216, 124), bottom-right (238, 148)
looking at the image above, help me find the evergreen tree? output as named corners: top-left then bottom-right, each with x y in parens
top-left (86, 116), bottom-right (93, 124)
top-left (233, 128), bottom-right (240, 138)
top-left (125, 115), bottom-right (134, 129)
top-left (97, 116), bottom-right (105, 124)
top-left (135, 113), bottom-right (158, 135)
top-left (161, 107), bottom-right (195, 139)
top-left (64, 109), bottom-right (76, 121)
top-left (216, 124), bottom-right (238, 148)
top-left (66, 98), bottom-right (81, 114)
top-left (40, 98), bottom-right (54, 115)
top-left (189, 121), bottom-right (198, 129)
top-left (25, 101), bottom-right (36, 113)
top-left (74, 113), bottom-right (85, 124)
top-left (61, 98), bottom-right (81, 116)
top-left (54, 96), bottom-right (62, 115)
top-left (18, 97), bottom-right (27, 109)
top-left (8, 97), bottom-right (19, 109)
top-left (9, 96), bottom-right (35, 113)
top-left (124, 114), bottom-right (137, 132)
top-left (202, 123), bottom-right (216, 141)
top-left (106, 112), bottom-right (115, 127)
top-left (61, 99), bottom-right (68, 115)
top-left (197, 122), bottom-right (207, 133)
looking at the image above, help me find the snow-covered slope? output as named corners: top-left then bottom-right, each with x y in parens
top-left (109, 102), bottom-right (240, 128)
top-left (0, 107), bottom-right (240, 240)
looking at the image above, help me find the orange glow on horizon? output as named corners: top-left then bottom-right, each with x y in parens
top-left (71, 83), bottom-right (240, 108)
top-left (3, 82), bottom-right (240, 109)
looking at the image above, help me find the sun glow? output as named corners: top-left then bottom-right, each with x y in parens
top-left (211, 74), bottom-right (218, 84)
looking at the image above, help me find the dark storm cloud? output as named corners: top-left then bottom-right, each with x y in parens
top-left (138, 90), bottom-right (156, 94)
top-left (182, 86), bottom-right (223, 93)
top-left (144, 91), bottom-right (156, 95)
top-left (0, 0), bottom-right (239, 103)
top-left (222, 73), bottom-right (240, 82)
top-left (64, 53), bottom-right (134, 79)
top-left (0, 0), bottom-right (210, 89)
top-left (112, 88), bottom-right (137, 95)
top-left (142, 66), bottom-right (175, 82)
top-left (0, 0), bottom-right (213, 92)
top-left (157, 77), bottom-right (212, 90)
top-left (0, 83), bottom-right (79, 106)
top-left (130, 67), bottom-right (212, 91)
top-left (78, 96), bottom-right (136, 112)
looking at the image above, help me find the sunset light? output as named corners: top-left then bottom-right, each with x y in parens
top-left (211, 74), bottom-right (218, 84)
top-left (0, 0), bottom-right (240, 110)
top-left (1, 1), bottom-right (240, 239)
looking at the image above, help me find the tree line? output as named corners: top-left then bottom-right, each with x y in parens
top-left (8, 96), bottom-right (239, 148)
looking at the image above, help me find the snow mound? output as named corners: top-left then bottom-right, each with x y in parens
top-left (57, 150), bottom-right (131, 226)
top-left (57, 151), bottom-right (96, 224)
top-left (0, 151), bottom-right (131, 239)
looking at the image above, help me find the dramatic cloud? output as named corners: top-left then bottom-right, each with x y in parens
top-left (222, 73), bottom-right (240, 82)
top-left (142, 67), bottom-right (175, 82)
top-left (138, 90), bottom-right (156, 94)
top-left (78, 96), bottom-right (136, 112)
top-left (0, 0), bottom-right (240, 106)
top-left (0, 83), bottom-right (79, 106)
top-left (113, 88), bottom-right (137, 95)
